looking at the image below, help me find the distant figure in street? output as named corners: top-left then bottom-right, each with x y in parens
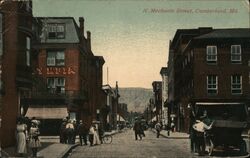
top-left (29, 119), bottom-right (42, 157)
top-left (155, 122), bottom-right (162, 138)
top-left (60, 118), bottom-right (67, 143)
top-left (139, 122), bottom-right (145, 137)
top-left (77, 120), bottom-right (89, 146)
top-left (16, 117), bottom-right (28, 157)
top-left (133, 119), bottom-right (142, 140)
top-left (170, 122), bottom-right (175, 132)
top-left (65, 119), bottom-right (75, 144)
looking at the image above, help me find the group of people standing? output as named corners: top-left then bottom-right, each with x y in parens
top-left (59, 118), bottom-right (103, 146)
top-left (16, 116), bottom-right (41, 157)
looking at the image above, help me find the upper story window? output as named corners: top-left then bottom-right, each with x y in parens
top-left (25, 1), bottom-right (31, 12)
top-left (207, 75), bottom-right (217, 95)
top-left (47, 50), bottom-right (65, 66)
top-left (47, 24), bottom-right (65, 39)
top-left (26, 37), bottom-right (31, 66)
top-left (231, 45), bottom-right (241, 63)
top-left (47, 77), bottom-right (65, 94)
top-left (206, 46), bottom-right (217, 64)
top-left (231, 75), bottom-right (242, 94)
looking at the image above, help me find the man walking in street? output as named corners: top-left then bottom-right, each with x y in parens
top-left (155, 121), bottom-right (162, 138)
top-left (133, 119), bottom-right (142, 140)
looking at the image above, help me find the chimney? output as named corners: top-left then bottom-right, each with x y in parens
top-left (198, 27), bottom-right (213, 35)
top-left (87, 31), bottom-right (91, 50)
top-left (79, 17), bottom-right (85, 38)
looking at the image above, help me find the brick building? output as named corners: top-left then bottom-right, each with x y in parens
top-left (168, 28), bottom-right (250, 132)
top-left (23, 17), bottom-right (106, 134)
top-left (0, 1), bottom-right (33, 147)
top-left (152, 81), bottom-right (162, 122)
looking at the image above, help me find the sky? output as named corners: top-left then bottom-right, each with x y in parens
top-left (33, 0), bottom-right (250, 88)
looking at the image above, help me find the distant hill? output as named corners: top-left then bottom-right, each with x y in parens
top-left (118, 88), bottom-right (153, 113)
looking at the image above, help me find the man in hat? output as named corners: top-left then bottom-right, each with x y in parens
top-left (77, 120), bottom-right (89, 146)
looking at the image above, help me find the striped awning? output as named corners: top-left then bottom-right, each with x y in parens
top-left (25, 107), bottom-right (68, 119)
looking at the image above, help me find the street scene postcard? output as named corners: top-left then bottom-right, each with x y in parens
top-left (0, 0), bottom-right (250, 157)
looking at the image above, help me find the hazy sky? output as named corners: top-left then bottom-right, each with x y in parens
top-left (33, 0), bottom-right (249, 88)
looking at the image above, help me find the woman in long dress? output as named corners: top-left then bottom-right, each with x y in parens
top-left (16, 117), bottom-right (28, 156)
top-left (29, 120), bottom-right (42, 157)
top-left (93, 124), bottom-right (101, 145)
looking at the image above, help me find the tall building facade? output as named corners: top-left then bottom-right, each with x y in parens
top-left (160, 67), bottom-right (168, 124)
top-left (0, 1), bottom-right (33, 147)
top-left (168, 27), bottom-right (250, 132)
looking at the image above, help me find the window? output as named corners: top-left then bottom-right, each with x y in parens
top-left (207, 75), bottom-right (217, 94)
top-left (26, 37), bottom-right (30, 66)
top-left (26, 1), bottom-right (31, 12)
top-left (47, 24), bottom-right (65, 39)
top-left (231, 45), bottom-right (241, 63)
top-left (206, 46), bottom-right (217, 63)
top-left (231, 75), bottom-right (242, 94)
top-left (47, 77), bottom-right (65, 93)
top-left (47, 50), bottom-right (65, 66)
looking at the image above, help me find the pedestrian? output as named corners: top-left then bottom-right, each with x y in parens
top-left (139, 122), bottom-right (145, 138)
top-left (98, 123), bottom-right (104, 144)
top-left (65, 119), bottom-right (75, 144)
top-left (72, 119), bottom-right (77, 144)
top-left (170, 122), bottom-right (175, 132)
top-left (93, 123), bottom-right (101, 145)
top-left (155, 122), bottom-right (162, 138)
top-left (77, 120), bottom-right (89, 146)
top-left (60, 118), bottom-right (67, 143)
top-left (133, 119), bottom-right (142, 140)
top-left (16, 117), bottom-right (28, 157)
top-left (193, 119), bottom-right (214, 156)
top-left (89, 124), bottom-right (95, 146)
top-left (29, 119), bottom-right (42, 157)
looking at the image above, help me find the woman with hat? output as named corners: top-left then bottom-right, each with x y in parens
top-left (16, 117), bottom-right (28, 157)
top-left (29, 119), bottom-right (41, 157)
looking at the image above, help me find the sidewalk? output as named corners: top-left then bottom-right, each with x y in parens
top-left (2, 129), bottom-right (123, 158)
top-left (151, 129), bottom-right (189, 139)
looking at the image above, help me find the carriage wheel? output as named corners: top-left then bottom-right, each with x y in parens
top-left (208, 140), bottom-right (214, 156)
top-left (103, 135), bottom-right (112, 144)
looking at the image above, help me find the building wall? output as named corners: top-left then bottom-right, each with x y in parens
top-left (36, 48), bottom-right (80, 91)
top-left (193, 45), bottom-right (250, 100)
top-left (1, 1), bottom-right (33, 147)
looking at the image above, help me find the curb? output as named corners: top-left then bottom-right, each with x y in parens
top-left (61, 144), bottom-right (79, 158)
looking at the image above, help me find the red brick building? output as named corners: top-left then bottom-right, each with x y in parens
top-left (168, 28), bottom-right (250, 132)
top-left (23, 17), bottom-right (106, 134)
top-left (0, 1), bottom-right (33, 147)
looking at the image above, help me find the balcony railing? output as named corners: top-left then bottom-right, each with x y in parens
top-left (30, 90), bottom-right (87, 100)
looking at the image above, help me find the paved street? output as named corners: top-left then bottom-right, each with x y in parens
top-left (68, 129), bottom-right (194, 158)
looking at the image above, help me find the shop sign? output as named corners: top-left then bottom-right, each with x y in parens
top-left (36, 67), bottom-right (76, 75)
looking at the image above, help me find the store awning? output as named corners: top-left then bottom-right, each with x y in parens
top-left (195, 102), bottom-right (244, 106)
top-left (117, 114), bottom-right (125, 121)
top-left (25, 107), bottom-right (68, 119)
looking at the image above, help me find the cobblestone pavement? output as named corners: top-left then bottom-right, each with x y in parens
top-left (68, 129), bottom-right (196, 158)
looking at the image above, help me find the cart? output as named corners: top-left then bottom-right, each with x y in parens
top-left (193, 103), bottom-right (248, 156)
